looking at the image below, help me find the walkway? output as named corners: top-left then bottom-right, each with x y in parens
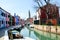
top-left (0, 25), bottom-right (21, 40)
top-left (33, 24), bottom-right (60, 35)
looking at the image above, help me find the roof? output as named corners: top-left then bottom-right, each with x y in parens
top-left (0, 7), bottom-right (11, 14)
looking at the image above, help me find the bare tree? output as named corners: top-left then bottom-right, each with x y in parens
top-left (33, 0), bottom-right (44, 10)
top-left (44, 0), bottom-right (50, 4)
top-left (33, 0), bottom-right (45, 31)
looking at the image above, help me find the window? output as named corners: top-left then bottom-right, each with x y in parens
top-left (18, 19), bottom-right (19, 21)
top-left (1, 12), bottom-right (4, 16)
top-left (4, 14), bottom-right (5, 17)
top-left (8, 15), bottom-right (10, 17)
top-left (1, 12), bottom-right (5, 17)
top-left (6, 14), bottom-right (7, 17)
top-left (0, 21), bottom-right (1, 26)
top-left (6, 21), bottom-right (7, 24)
top-left (2, 21), bottom-right (3, 24)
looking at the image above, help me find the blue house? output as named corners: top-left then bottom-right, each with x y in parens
top-left (14, 13), bottom-right (20, 25)
top-left (0, 7), bottom-right (6, 28)
top-left (0, 7), bottom-right (21, 28)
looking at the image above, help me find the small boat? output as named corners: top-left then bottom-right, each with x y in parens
top-left (29, 24), bottom-right (34, 28)
top-left (4, 28), bottom-right (35, 40)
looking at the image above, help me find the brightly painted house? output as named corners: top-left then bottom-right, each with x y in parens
top-left (0, 7), bottom-right (6, 28)
top-left (0, 7), bottom-right (21, 28)
top-left (6, 13), bottom-right (13, 26)
top-left (20, 19), bottom-right (25, 26)
top-left (38, 3), bottom-right (59, 25)
top-left (12, 16), bottom-right (16, 26)
top-left (6, 13), bottom-right (10, 27)
top-left (14, 13), bottom-right (20, 25)
top-left (0, 7), bottom-right (10, 28)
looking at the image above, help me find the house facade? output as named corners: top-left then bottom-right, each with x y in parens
top-left (38, 4), bottom-right (59, 25)
top-left (0, 7), bottom-right (21, 28)
top-left (0, 7), bottom-right (6, 28)
top-left (14, 13), bottom-right (20, 25)
top-left (12, 16), bottom-right (16, 26)
top-left (5, 13), bottom-right (10, 27)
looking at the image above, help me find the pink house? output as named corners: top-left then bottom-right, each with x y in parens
top-left (6, 13), bottom-right (10, 27)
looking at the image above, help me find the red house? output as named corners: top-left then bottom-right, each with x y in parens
top-left (12, 16), bottom-right (16, 26)
top-left (38, 3), bottom-right (59, 25)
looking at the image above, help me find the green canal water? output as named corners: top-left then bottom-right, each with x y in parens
top-left (20, 26), bottom-right (60, 40)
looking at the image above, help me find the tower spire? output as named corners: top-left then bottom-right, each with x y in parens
top-left (28, 10), bottom-right (31, 18)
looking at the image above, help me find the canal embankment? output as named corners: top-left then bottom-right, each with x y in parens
top-left (26, 25), bottom-right (60, 40)
top-left (33, 28), bottom-right (60, 40)
top-left (33, 24), bottom-right (60, 35)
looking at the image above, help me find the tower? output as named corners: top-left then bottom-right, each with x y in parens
top-left (28, 10), bottom-right (31, 18)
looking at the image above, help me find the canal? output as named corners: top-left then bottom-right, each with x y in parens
top-left (20, 26), bottom-right (60, 40)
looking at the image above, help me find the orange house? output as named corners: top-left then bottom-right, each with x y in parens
top-left (27, 18), bottom-right (33, 24)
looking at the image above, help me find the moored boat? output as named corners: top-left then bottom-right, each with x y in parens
top-left (4, 28), bottom-right (35, 40)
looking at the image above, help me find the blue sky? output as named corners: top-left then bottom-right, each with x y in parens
top-left (0, 0), bottom-right (60, 19)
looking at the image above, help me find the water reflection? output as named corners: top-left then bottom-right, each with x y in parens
top-left (29, 30), bottom-right (31, 37)
top-left (20, 26), bottom-right (60, 40)
top-left (20, 27), bottom-right (37, 40)
top-left (34, 30), bottom-right (60, 40)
